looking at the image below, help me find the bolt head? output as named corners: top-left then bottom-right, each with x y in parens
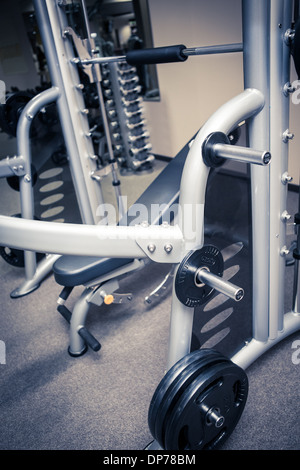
top-left (24, 174), bottom-right (31, 183)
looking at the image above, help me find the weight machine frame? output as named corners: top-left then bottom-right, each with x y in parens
top-left (0, 0), bottom-right (300, 449)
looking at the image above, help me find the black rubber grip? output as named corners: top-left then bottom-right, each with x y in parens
top-left (59, 286), bottom-right (74, 302)
top-left (57, 304), bottom-right (72, 324)
top-left (126, 45), bottom-right (187, 66)
top-left (78, 327), bottom-right (101, 352)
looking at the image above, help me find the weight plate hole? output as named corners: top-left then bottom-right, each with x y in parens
top-left (177, 425), bottom-right (203, 451)
top-left (177, 425), bottom-right (190, 450)
top-left (196, 377), bottom-right (223, 405)
top-left (203, 428), bottom-right (227, 450)
top-left (233, 380), bottom-right (246, 406)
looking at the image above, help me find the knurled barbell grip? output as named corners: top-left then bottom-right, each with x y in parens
top-left (196, 268), bottom-right (244, 302)
top-left (126, 45), bottom-right (188, 66)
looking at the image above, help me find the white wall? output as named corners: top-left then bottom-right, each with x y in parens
top-left (143, 0), bottom-right (300, 182)
top-left (0, 0), bottom-right (39, 91)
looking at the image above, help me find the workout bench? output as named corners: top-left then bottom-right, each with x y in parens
top-left (53, 139), bottom-right (190, 356)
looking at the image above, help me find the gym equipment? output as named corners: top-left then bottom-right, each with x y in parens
top-left (0, 0), bottom-right (300, 451)
top-left (0, 91), bottom-right (35, 137)
top-left (148, 349), bottom-right (248, 450)
top-left (101, 61), bottom-right (154, 171)
top-left (174, 245), bottom-right (244, 308)
top-left (53, 139), bottom-right (190, 356)
top-left (0, 0), bottom-right (153, 296)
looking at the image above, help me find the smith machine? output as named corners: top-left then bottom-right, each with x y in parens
top-left (0, 0), bottom-right (300, 450)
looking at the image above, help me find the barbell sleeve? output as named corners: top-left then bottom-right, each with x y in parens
top-left (202, 131), bottom-right (271, 167)
top-left (213, 143), bottom-right (271, 166)
top-left (196, 268), bottom-right (244, 302)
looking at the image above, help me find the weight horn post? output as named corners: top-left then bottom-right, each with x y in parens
top-left (195, 267), bottom-right (244, 302)
top-left (202, 131), bottom-right (271, 167)
top-left (212, 143), bottom-right (271, 166)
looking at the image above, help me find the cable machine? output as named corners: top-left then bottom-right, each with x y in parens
top-left (0, 0), bottom-right (299, 450)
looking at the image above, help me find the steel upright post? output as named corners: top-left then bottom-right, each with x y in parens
top-left (242, 0), bottom-right (271, 342)
top-left (33, 0), bottom-right (104, 225)
top-left (268, 0), bottom-right (293, 338)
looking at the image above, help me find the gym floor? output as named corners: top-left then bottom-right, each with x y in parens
top-left (0, 131), bottom-right (299, 452)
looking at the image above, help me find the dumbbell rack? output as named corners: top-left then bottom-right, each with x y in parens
top-left (102, 61), bottom-right (154, 172)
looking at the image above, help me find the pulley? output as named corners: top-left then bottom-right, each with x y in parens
top-left (148, 349), bottom-right (248, 450)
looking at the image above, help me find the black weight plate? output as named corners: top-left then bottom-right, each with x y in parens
top-left (0, 91), bottom-right (34, 137)
top-left (164, 360), bottom-right (248, 450)
top-left (152, 353), bottom-right (226, 447)
top-left (156, 354), bottom-right (229, 449)
top-left (148, 349), bottom-right (222, 439)
top-left (148, 349), bottom-right (226, 446)
top-left (175, 245), bottom-right (224, 307)
top-left (0, 245), bottom-right (45, 268)
top-left (0, 246), bottom-right (26, 267)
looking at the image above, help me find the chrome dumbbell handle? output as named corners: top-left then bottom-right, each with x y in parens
top-left (195, 267), bottom-right (244, 302)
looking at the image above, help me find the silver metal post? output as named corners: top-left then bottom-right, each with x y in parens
top-left (167, 88), bottom-right (265, 369)
top-left (195, 268), bottom-right (244, 301)
top-left (242, 0), bottom-right (270, 342)
top-left (10, 87), bottom-right (60, 298)
top-left (34, 0), bottom-right (104, 225)
top-left (212, 143), bottom-right (271, 165)
top-left (79, 0), bottom-right (125, 219)
top-left (268, 0), bottom-right (293, 338)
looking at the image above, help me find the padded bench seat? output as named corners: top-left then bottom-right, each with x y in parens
top-left (53, 255), bottom-right (134, 287)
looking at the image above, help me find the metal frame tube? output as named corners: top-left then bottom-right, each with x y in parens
top-left (231, 311), bottom-right (300, 370)
top-left (11, 87), bottom-right (60, 296)
top-left (0, 215), bottom-right (183, 262)
top-left (167, 88), bottom-right (265, 368)
top-left (268, 0), bottom-right (293, 338)
top-left (242, 0), bottom-right (271, 342)
top-left (0, 156), bottom-right (26, 178)
top-left (33, 0), bottom-right (104, 225)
